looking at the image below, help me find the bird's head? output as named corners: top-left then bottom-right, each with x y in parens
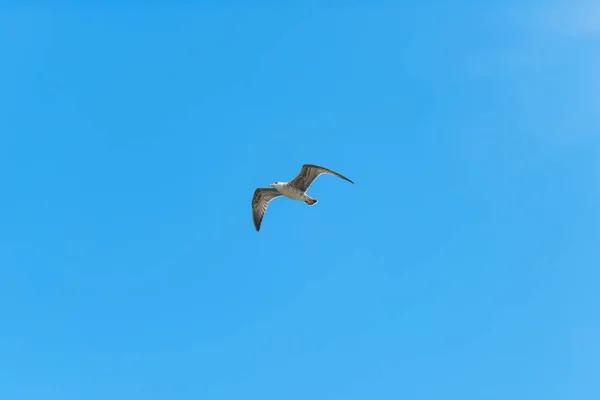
top-left (270, 181), bottom-right (281, 188)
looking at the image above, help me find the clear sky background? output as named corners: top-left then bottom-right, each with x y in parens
top-left (1, 2), bottom-right (599, 399)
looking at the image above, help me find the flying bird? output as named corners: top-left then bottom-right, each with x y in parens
top-left (252, 164), bottom-right (354, 231)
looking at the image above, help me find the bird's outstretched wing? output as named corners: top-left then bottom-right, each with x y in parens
top-left (252, 188), bottom-right (282, 231)
top-left (289, 164), bottom-right (354, 192)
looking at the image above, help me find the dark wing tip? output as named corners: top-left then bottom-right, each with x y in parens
top-left (341, 175), bottom-right (355, 184)
top-left (253, 215), bottom-right (262, 232)
top-left (331, 169), bottom-right (354, 184)
top-left (252, 189), bottom-right (261, 232)
top-left (253, 215), bottom-right (261, 231)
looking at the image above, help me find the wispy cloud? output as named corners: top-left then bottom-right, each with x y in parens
top-left (534, 1), bottom-right (600, 36)
top-left (458, 1), bottom-right (600, 165)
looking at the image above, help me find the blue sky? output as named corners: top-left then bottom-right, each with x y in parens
top-left (1, 2), bottom-right (598, 399)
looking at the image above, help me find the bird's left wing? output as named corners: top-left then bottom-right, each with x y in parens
top-left (252, 188), bottom-right (282, 231)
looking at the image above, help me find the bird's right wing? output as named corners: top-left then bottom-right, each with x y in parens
top-left (289, 164), bottom-right (354, 192)
top-left (252, 188), bottom-right (282, 231)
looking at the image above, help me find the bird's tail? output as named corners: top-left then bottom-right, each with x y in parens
top-left (304, 197), bottom-right (318, 206)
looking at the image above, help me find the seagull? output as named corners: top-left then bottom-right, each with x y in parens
top-left (252, 164), bottom-right (354, 231)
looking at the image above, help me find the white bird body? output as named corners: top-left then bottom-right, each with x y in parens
top-left (270, 182), bottom-right (311, 202)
